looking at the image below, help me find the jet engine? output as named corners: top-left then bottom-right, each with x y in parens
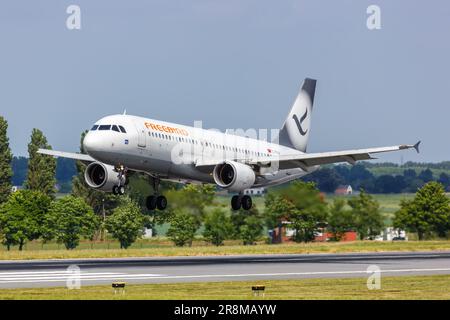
top-left (84, 162), bottom-right (124, 192)
top-left (213, 161), bottom-right (255, 192)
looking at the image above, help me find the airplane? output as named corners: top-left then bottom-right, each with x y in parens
top-left (38, 78), bottom-right (420, 211)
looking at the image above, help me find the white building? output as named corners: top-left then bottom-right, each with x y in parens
top-left (334, 185), bottom-right (353, 195)
top-left (11, 186), bottom-right (23, 193)
top-left (142, 228), bottom-right (153, 238)
top-left (243, 188), bottom-right (266, 196)
top-left (374, 228), bottom-right (408, 241)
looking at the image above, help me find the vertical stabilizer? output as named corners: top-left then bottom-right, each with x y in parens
top-left (277, 78), bottom-right (316, 152)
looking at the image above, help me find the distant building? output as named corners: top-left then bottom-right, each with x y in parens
top-left (243, 188), bottom-right (266, 196)
top-left (269, 221), bottom-right (358, 243)
top-left (374, 228), bottom-right (408, 241)
top-left (11, 186), bottom-right (23, 193)
top-left (334, 185), bottom-right (353, 195)
top-left (142, 228), bottom-right (153, 238)
top-left (314, 230), bottom-right (358, 242)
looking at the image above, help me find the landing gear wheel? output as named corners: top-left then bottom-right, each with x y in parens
top-left (156, 196), bottom-right (167, 210)
top-left (231, 195), bottom-right (242, 210)
top-left (241, 195), bottom-right (252, 210)
top-left (113, 185), bottom-right (126, 195)
top-left (146, 196), bottom-right (157, 210)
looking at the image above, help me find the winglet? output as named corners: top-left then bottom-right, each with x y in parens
top-left (413, 141), bottom-right (421, 153)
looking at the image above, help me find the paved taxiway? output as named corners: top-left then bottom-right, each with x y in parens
top-left (0, 251), bottom-right (449, 288)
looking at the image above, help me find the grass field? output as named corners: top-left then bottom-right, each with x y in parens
top-left (1, 275), bottom-right (448, 300)
top-left (1, 240), bottom-right (449, 260)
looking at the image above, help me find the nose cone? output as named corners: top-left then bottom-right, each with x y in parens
top-left (83, 132), bottom-right (103, 155)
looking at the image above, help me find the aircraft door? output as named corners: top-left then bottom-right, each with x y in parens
top-left (133, 120), bottom-right (146, 148)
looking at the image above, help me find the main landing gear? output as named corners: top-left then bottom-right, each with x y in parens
top-left (231, 194), bottom-right (252, 211)
top-left (112, 185), bottom-right (126, 195)
top-left (112, 165), bottom-right (128, 195)
top-left (146, 176), bottom-right (167, 211)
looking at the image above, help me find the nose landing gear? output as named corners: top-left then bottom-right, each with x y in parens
top-left (112, 165), bottom-right (128, 195)
top-left (231, 194), bottom-right (252, 211)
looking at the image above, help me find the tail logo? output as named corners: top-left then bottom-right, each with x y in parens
top-left (292, 109), bottom-right (308, 136)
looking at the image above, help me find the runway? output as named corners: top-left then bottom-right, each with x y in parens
top-left (0, 251), bottom-right (449, 289)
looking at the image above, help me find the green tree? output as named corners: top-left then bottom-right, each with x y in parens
top-left (239, 215), bottom-right (264, 245)
top-left (264, 192), bottom-right (293, 230)
top-left (0, 116), bottom-right (13, 205)
top-left (0, 190), bottom-right (51, 250)
top-left (166, 184), bottom-right (215, 225)
top-left (348, 190), bottom-right (383, 240)
top-left (105, 197), bottom-right (144, 249)
top-left (265, 181), bottom-right (327, 243)
top-left (327, 198), bottom-right (355, 241)
top-left (230, 205), bottom-right (261, 239)
top-left (167, 210), bottom-right (198, 247)
top-left (203, 209), bottom-right (233, 246)
top-left (43, 195), bottom-right (99, 249)
top-left (394, 182), bottom-right (450, 240)
top-left (25, 128), bottom-right (56, 196)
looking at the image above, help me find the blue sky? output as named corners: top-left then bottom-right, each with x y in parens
top-left (0, 0), bottom-right (449, 162)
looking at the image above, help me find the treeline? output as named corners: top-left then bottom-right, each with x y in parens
top-left (9, 157), bottom-right (450, 196)
top-left (364, 161), bottom-right (450, 170)
top-left (12, 156), bottom-right (77, 193)
top-left (303, 163), bottom-right (450, 193)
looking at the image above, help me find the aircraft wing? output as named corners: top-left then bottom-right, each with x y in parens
top-left (37, 149), bottom-right (96, 162)
top-left (195, 142), bottom-right (420, 171)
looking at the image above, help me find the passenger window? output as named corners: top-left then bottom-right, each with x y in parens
top-left (119, 125), bottom-right (127, 133)
top-left (91, 125), bottom-right (99, 131)
top-left (98, 125), bottom-right (111, 130)
top-left (112, 125), bottom-right (120, 132)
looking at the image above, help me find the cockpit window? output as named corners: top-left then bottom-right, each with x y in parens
top-left (93, 124), bottom-right (126, 133)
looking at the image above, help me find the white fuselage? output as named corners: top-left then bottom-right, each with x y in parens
top-left (83, 114), bottom-right (315, 189)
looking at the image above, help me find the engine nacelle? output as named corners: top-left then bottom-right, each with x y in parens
top-left (84, 162), bottom-right (124, 192)
top-left (213, 161), bottom-right (256, 192)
